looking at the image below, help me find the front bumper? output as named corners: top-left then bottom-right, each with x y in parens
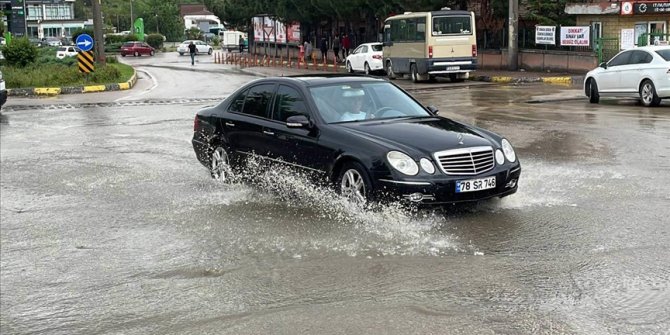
top-left (375, 165), bottom-right (521, 205)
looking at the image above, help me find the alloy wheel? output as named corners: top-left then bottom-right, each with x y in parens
top-left (347, 62), bottom-right (353, 73)
top-left (340, 169), bottom-right (367, 204)
top-left (641, 82), bottom-right (653, 105)
top-left (210, 147), bottom-right (231, 182)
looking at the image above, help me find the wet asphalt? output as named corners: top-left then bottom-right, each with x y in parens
top-left (1, 53), bottom-right (669, 334)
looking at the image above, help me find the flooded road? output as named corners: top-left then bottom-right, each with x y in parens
top-left (1, 79), bottom-right (669, 334)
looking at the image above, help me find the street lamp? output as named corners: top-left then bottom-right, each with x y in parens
top-left (130, 0), bottom-right (134, 34)
top-left (155, 14), bottom-right (159, 34)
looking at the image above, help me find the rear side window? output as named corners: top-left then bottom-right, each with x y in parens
top-left (272, 85), bottom-right (308, 122)
top-left (655, 49), bottom-right (670, 61)
top-left (227, 89), bottom-right (248, 113)
top-left (630, 51), bottom-right (652, 64)
top-left (608, 51), bottom-right (632, 66)
top-left (242, 84), bottom-right (274, 118)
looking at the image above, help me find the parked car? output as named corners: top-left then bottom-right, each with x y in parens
top-left (346, 42), bottom-right (385, 75)
top-left (43, 37), bottom-right (62, 47)
top-left (29, 37), bottom-right (43, 47)
top-left (191, 75), bottom-right (521, 205)
top-left (177, 40), bottom-right (213, 55)
top-left (56, 45), bottom-right (80, 59)
top-left (120, 41), bottom-right (155, 57)
top-left (0, 70), bottom-right (7, 111)
top-left (585, 45), bottom-right (670, 107)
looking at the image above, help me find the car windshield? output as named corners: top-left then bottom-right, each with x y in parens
top-left (371, 44), bottom-right (382, 51)
top-left (655, 49), bottom-right (670, 61)
top-left (309, 82), bottom-right (431, 123)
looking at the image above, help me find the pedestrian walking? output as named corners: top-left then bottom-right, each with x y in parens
top-left (303, 39), bottom-right (313, 63)
top-left (188, 41), bottom-right (197, 65)
top-left (342, 33), bottom-right (351, 59)
top-left (332, 35), bottom-right (340, 62)
top-left (319, 36), bottom-right (328, 62)
top-left (238, 35), bottom-right (245, 53)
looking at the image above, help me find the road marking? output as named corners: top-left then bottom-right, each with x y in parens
top-left (115, 69), bottom-right (158, 101)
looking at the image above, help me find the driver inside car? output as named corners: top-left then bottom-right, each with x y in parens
top-left (340, 91), bottom-right (370, 121)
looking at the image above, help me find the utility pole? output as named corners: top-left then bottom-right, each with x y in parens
top-left (508, 0), bottom-right (518, 71)
top-left (130, 0), bottom-right (134, 34)
top-left (92, 0), bottom-right (106, 64)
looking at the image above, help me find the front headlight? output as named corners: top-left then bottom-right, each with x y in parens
top-left (501, 139), bottom-right (516, 163)
top-left (387, 151), bottom-right (419, 175)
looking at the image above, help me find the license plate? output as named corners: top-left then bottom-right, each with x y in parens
top-left (456, 176), bottom-right (496, 193)
top-left (447, 66), bottom-right (460, 71)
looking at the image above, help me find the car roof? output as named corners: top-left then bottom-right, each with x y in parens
top-left (633, 45), bottom-right (670, 51)
top-left (249, 74), bottom-right (388, 87)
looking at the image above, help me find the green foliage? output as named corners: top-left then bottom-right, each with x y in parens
top-left (106, 34), bottom-right (128, 44)
top-left (185, 27), bottom-right (202, 40)
top-left (525, 0), bottom-right (574, 25)
top-left (34, 47), bottom-right (78, 67)
top-left (2, 37), bottom-right (38, 67)
top-left (106, 55), bottom-right (119, 63)
top-left (2, 62), bottom-right (132, 89)
top-left (145, 34), bottom-right (165, 49)
top-left (105, 42), bottom-right (123, 53)
top-left (102, 0), bottom-right (184, 42)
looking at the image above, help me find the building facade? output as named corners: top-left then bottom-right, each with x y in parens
top-left (2, 0), bottom-right (86, 39)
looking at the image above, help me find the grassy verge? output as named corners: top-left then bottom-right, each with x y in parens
top-left (3, 54), bottom-right (134, 89)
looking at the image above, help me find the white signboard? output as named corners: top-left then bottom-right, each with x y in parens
top-left (560, 26), bottom-right (590, 46)
top-left (535, 26), bottom-right (556, 45)
top-left (620, 28), bottom-right (635, 50)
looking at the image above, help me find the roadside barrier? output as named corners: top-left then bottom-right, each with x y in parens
top-left (214, 50), bottom-right (344, 73)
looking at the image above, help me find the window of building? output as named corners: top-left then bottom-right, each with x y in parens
top-left (27, 5), bottom-right (43, 20)
top-left (648, 21), bottom-right (667, 45)
top-left (44, 4), bottom-right (72, 20)
top-left (591, 21), bottom-right (602, 44)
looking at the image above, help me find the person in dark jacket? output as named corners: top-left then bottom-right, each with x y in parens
top-left (341, 34), bottom-right (351, 59)
top-left (319, 36), bottom-right (328, 61)
top-left (332, 35), bottom-right (340, 62)
top-left (188, 41), bottom-right (197, 65)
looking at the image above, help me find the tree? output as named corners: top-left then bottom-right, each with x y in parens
top-left (525, 0), bottom-right (574, 26)
top-left (2, 37), bottom-right (38, 67)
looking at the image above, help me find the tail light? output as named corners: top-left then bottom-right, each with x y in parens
top-left (372, 54), bottom-right (382, 60)
top-left (193, 115), bottom-right (200, 132)
top-left (428, 45), bottom-right (433, 58)
top-left (472, 45), bottom-right (477, 57)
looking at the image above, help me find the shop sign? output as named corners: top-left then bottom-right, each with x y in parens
top-left (633, 1), bottom-right (670, 14)
top-left (535, 26), bottom-right (556, 45)
top-left (560, 26), bottom-right (590, 46)
top-left (621, 2), bottom-right (634, 15)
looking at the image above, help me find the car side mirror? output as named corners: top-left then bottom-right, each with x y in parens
top-left (599, 62), bottom-right (607, 69)
top-left (286, 115), bottom-right (312, 128)
top-left (427, 105), bottom-right (439, 115)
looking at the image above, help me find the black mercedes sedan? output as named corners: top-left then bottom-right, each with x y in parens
top-left (192, 75), bottom-right (521, 205)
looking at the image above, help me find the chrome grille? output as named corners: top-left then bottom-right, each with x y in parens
top-left (433, 146), bottom-right (495, 175)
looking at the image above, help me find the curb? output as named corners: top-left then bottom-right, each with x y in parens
top-left (471, 75), bottom-right (583, 86)
top-left (7, 69), bottom-right (138, 97)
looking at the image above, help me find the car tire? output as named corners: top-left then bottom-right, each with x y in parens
top-left (386, 61), bottom-right (396, 80)
top-left (121, 53), bottom-right (126, 57)
top-left (337, 161), bottom-right (373, 205)
top-left (587, 79), bottom-right (600, 104)
top-left (150, 50), bottom-right (155, 56)
top-left (346, 61), bottom-right (354, 73)
top-left (410, 63), bottom-right (420, 83)
top-left (364, 62), bottom-right (371, 75)
top-left (208, 48), bottom-right (212, 55)
top-left (210, 146), bottom-right (233, 182)
top-left (134, 51), bottom-right (139, 57)
top-left (179, 52), bottom-right (184, 56)
top-left (449, 74), bottom-right (465, 83)
top-left (640, 80), bottom-right (661, 107)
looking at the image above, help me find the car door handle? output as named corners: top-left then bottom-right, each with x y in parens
top-left (225, 122), bottom-right (235, 127)
top-left (263, 130), bottom-right (275, 136)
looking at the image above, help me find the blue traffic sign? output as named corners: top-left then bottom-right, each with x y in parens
top-left (76, 34), bottom-right (94, 52)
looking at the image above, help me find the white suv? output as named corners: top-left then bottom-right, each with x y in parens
top-left (56, 46), bottom-right (80, 59)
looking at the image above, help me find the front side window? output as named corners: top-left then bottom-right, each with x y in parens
top-left (432, 15), bottom-right (472, 35)
top-left (608, 50), bottom-right (632, 66)
top-left (242, 84), bottom-right (275, 118)
top-left (272, 85), bottom-right (308, 122)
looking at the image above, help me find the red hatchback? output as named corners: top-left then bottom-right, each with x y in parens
top-left (120, 41), bottom-right (155, 57)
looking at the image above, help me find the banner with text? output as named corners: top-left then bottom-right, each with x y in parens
top-left (252, 17), bottom-right (301, 44)
top-left (560, 26), bottom-right (590, 46)
top-left (535, 26), bottom-right (556, 45)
